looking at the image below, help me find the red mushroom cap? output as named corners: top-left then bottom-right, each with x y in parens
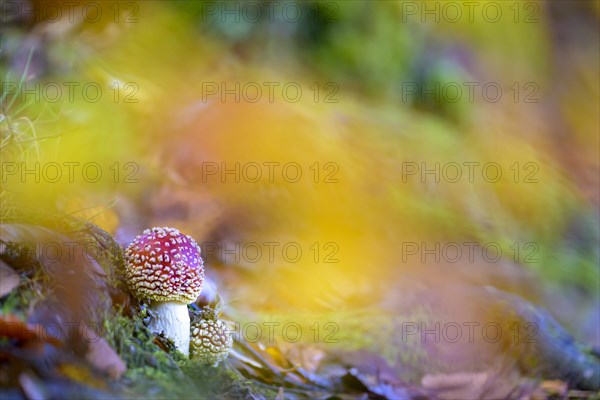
top-left (124, 227), bottom-right (204, 303)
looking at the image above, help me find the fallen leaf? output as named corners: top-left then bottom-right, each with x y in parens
top-left (0, 315), bottom-right (63, 346)
top-left (340, 369), bottom-right (418, 400)
top-left (280, 343), bottom-right (324, 374)
top-left (421, 370), bottom-right (530, 400)
top-left (0, 260), bottom-right (20, 297)
top-left (540, 380), bottom-right (568, 396)
top-left (57, 364), bottom-right (107, 390)
top-left (530, 380), bottom-right (574, 400)
top-left (81, 325), bottom-right (126, 379)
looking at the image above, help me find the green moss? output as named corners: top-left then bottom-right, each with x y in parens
top-left (102, 309), bottom-right (261, 399)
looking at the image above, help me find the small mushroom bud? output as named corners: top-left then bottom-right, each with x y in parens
top-left (190, 306), bottom-right (233, 366)
top-left (124, 227), bottom-right (204, 356)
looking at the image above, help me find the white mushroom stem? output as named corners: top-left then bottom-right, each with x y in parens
top-left (147, 301), bottom-right (190, 356)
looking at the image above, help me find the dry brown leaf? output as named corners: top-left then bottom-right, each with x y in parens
top-left (280, 344), bottom-right (324, 374)
top-left (0, 260), bottom-right (20, 297)
top-left (422, 370), bottom-right (525, 400)
top-left (81, 325), bottom-right (126, 379)
top-left (539, 380), bottom-right (568, 397)
top-left (148, 186), bottom-right (223, 241)
top-left (530, 380), bottom-right (572, 399)
top-left (0, 315), bottom-right (63, 346)
top-left (57, 364), bottom-right (107, 390)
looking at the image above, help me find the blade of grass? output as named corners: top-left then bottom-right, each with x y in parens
top-left (3, 46), bottom-right (36, 113)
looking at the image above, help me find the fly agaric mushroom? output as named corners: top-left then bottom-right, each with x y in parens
top-left (124, 227), bottom-right (204, 356)
top-left (190, 306), bottom-right (233, 366)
